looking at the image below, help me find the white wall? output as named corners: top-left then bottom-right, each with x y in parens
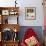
top-left (0, 0), bottom-right (44, 26)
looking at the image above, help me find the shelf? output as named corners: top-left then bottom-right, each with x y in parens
top-left (0, 24), bottom-right (20, 32)
top-left (0, 7), bottom-right (19, 24)
top-left (0, 7), bottom-right (19, 15)
top-left (2, 40), bottom-right (19, 42)
top-left (1, 15), bottom-right (18, 24)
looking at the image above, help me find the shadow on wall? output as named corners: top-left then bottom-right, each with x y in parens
top-left (18, 26), bottom-right (43, 44)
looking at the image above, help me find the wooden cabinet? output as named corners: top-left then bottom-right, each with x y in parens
top-left (0, 7), bottom-right (20, 46)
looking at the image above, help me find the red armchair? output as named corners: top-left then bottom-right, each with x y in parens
top-left (21, 28), bottom-right (41, 46)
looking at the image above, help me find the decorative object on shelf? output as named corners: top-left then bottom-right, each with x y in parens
top-left (13, 32), bottom-right (18, 41)
top-left (2, 28), bottom-right (13, 41)
top-left (9, 10), bottom-right (14, 15)
top-left (14, 28), bottom-right (17, 32)
top-left (9, 9), bottom-right (18, 15)
top-left (25, 7), bottom-right (36, 20)
top-left (13, 28), bottom-right (18, 40)
top-left (2, 10), bottom-right (9, 15)
top-left (15, 0), bottom-right (17, 7)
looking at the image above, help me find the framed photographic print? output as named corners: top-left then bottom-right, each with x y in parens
top-left (25, 7), bottom-right (36, 20)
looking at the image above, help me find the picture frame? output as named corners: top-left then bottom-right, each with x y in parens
top-left (25, 7), bottom-right (36, 20)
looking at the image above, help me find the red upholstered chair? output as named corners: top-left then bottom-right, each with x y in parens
top-left (21, 28), bottom-right (41, 46)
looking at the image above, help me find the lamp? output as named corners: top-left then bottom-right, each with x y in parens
top-left (15, 0), bottom-right (17, 7)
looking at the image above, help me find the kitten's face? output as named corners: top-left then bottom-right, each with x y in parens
top-left (25, 36), bottom-right (38, 46)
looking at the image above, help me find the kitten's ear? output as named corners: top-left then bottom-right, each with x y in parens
top-left (25, 39), bottom-right (28, 43)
